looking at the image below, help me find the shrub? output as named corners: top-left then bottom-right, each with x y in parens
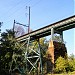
top-left (55, 56), bottom-right (67, 73)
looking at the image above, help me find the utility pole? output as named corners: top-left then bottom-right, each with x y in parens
top-left (0, 22), bottom-right (3, 35)
top-left (13, 6), bottom-right (30, 36)
top-left (0, 22), bottom-right (2, 33)
top-left (13, 20), bottom-right (15, 37)
top-left (28, 6), bottom-right (30, 33)
top-left (0, 22), bottom-right (3, 44)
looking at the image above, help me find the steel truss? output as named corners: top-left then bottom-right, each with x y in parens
top-left (24, 36), bottom-right (43, 75)
top-left (10, 36), bottom-right (43, 75)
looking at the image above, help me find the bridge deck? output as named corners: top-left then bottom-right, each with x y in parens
top-left (16, 15), bottom-right (75, 42)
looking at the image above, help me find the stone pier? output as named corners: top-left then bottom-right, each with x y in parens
top-left (46, 40), bottom-right (67, 73)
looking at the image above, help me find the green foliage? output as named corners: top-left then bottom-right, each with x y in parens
top-left (55, 56), bottom-right (67, 73)
top-left (0, 30), bottom-right (48, 74)
top-left (55, 54), bottom-right (75, 73)
top-left (67, 54), bottom-right (75, 72)
top-left (0, 29), bottom-right (25, 74)
top-left (53, 34), bottom-right (62, 42)
top-left (27, 37), bottom-right (48, 74)
top-left (0, 29), bottom-right (75, 75)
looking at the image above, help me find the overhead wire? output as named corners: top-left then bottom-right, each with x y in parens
top-left (29, 0), bottom-right (53, 31)
top-left (1, 0), bottom-right (33, 33)
top-left (0, 0), bottom-right (23, 18)
top-left (1, 0), bottom-right (44, 31)
top-left (5, 0), bottom-right (43, 22)
top-left (1, 0), bottom-right (43, 23)
top-left (31, 0), bottom-right (43, 8)
top-left (1, 0), bottom-right (32, 23)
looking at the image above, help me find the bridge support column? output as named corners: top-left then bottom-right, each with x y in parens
top-left (46, 27), bottom-right (55, 74)
top-left (51, 27), bottom-right (54, 41)
top-left (47, 40), bottom-right (67, 74)
top-left (37, 39), bottom-right (43, 75)
top-left (47, 40), bottom-right (54, 74)
top-left (60, 31), bottom-right (63, 42)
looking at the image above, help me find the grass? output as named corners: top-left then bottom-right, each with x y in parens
top-left (46, 71), bottom-right (75, 75)
top-left (47, 74), bottom-right (75, 75)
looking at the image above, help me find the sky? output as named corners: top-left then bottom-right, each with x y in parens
top-left (0, 0), bottom-right (75, 55)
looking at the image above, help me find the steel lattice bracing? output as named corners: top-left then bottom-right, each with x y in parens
top-left (24, 36), bottom-right (43, 75)
top-left (12, 36), bottom-right (43, 75)
top-left (15, 15), bottom-right (75, 75)
top-left (9, 36), bottom-right (43, 75)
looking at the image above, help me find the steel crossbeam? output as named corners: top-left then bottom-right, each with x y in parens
top-left (29, 57), bottom-right (40, 73)
top-left (15, 15), bottom-right (75, 75)
top-left (13, 36), bottom-right (43, 75)
top-left (25, 37), bottom-right (43, 75)
top-left (9, 35), bottom-right (43, 75)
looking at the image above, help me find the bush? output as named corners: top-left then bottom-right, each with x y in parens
top-left (67, 54), bottom-right (75, 72)
top-left (55, 54), bottom-right (75, 73)
top-left (55, 56), bottom-right (67, 73)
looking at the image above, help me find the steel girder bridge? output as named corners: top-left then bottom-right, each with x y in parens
top-left (15, 15), bottom-right (75, 75)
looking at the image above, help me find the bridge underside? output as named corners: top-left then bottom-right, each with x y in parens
top-left (15, 15), bottom-right (75, 74)
top-left (17, 15), bottom-right (75, 42)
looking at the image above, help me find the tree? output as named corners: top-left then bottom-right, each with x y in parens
top-left (14, 25), bottom-right (25, 37)
top-left (67, 54), bottom-right (75, 72)
top-left (0, 29), bottom-right (49, 75)
top-left (55, 56), bottom-right (67, 73)
top-left (53, 34), bottom-right (62, 42)
top-left (55, 54), bottom-right (75, 73)
top-left (14, 25), bottom-right (32, 38)
top-left (0, 29), bottom-right (25, 74)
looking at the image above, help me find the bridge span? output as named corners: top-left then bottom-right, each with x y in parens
top-left (17, 15), bottom-right (75, 41)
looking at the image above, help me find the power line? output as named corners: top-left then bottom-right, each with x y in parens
top-left (1, 0), bottom-right (43, 31)
top-left (31, 0), bottom-right (42, 8)
top-left (0, 0), bottom-right (23, 18)
top-left (0, 1), bottom-right (32, 32)
top-left (0, 22), bottom-right (3, 44)
top-left (13, 6), bottom-right (30, 34)
top-left (1, 0), bottom-right (32, 23)
top-left (1, 0), bottom-right (42, 24)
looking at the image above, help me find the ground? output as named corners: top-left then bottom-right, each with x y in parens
top-left (46, 71), bottom-right (75, 75)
